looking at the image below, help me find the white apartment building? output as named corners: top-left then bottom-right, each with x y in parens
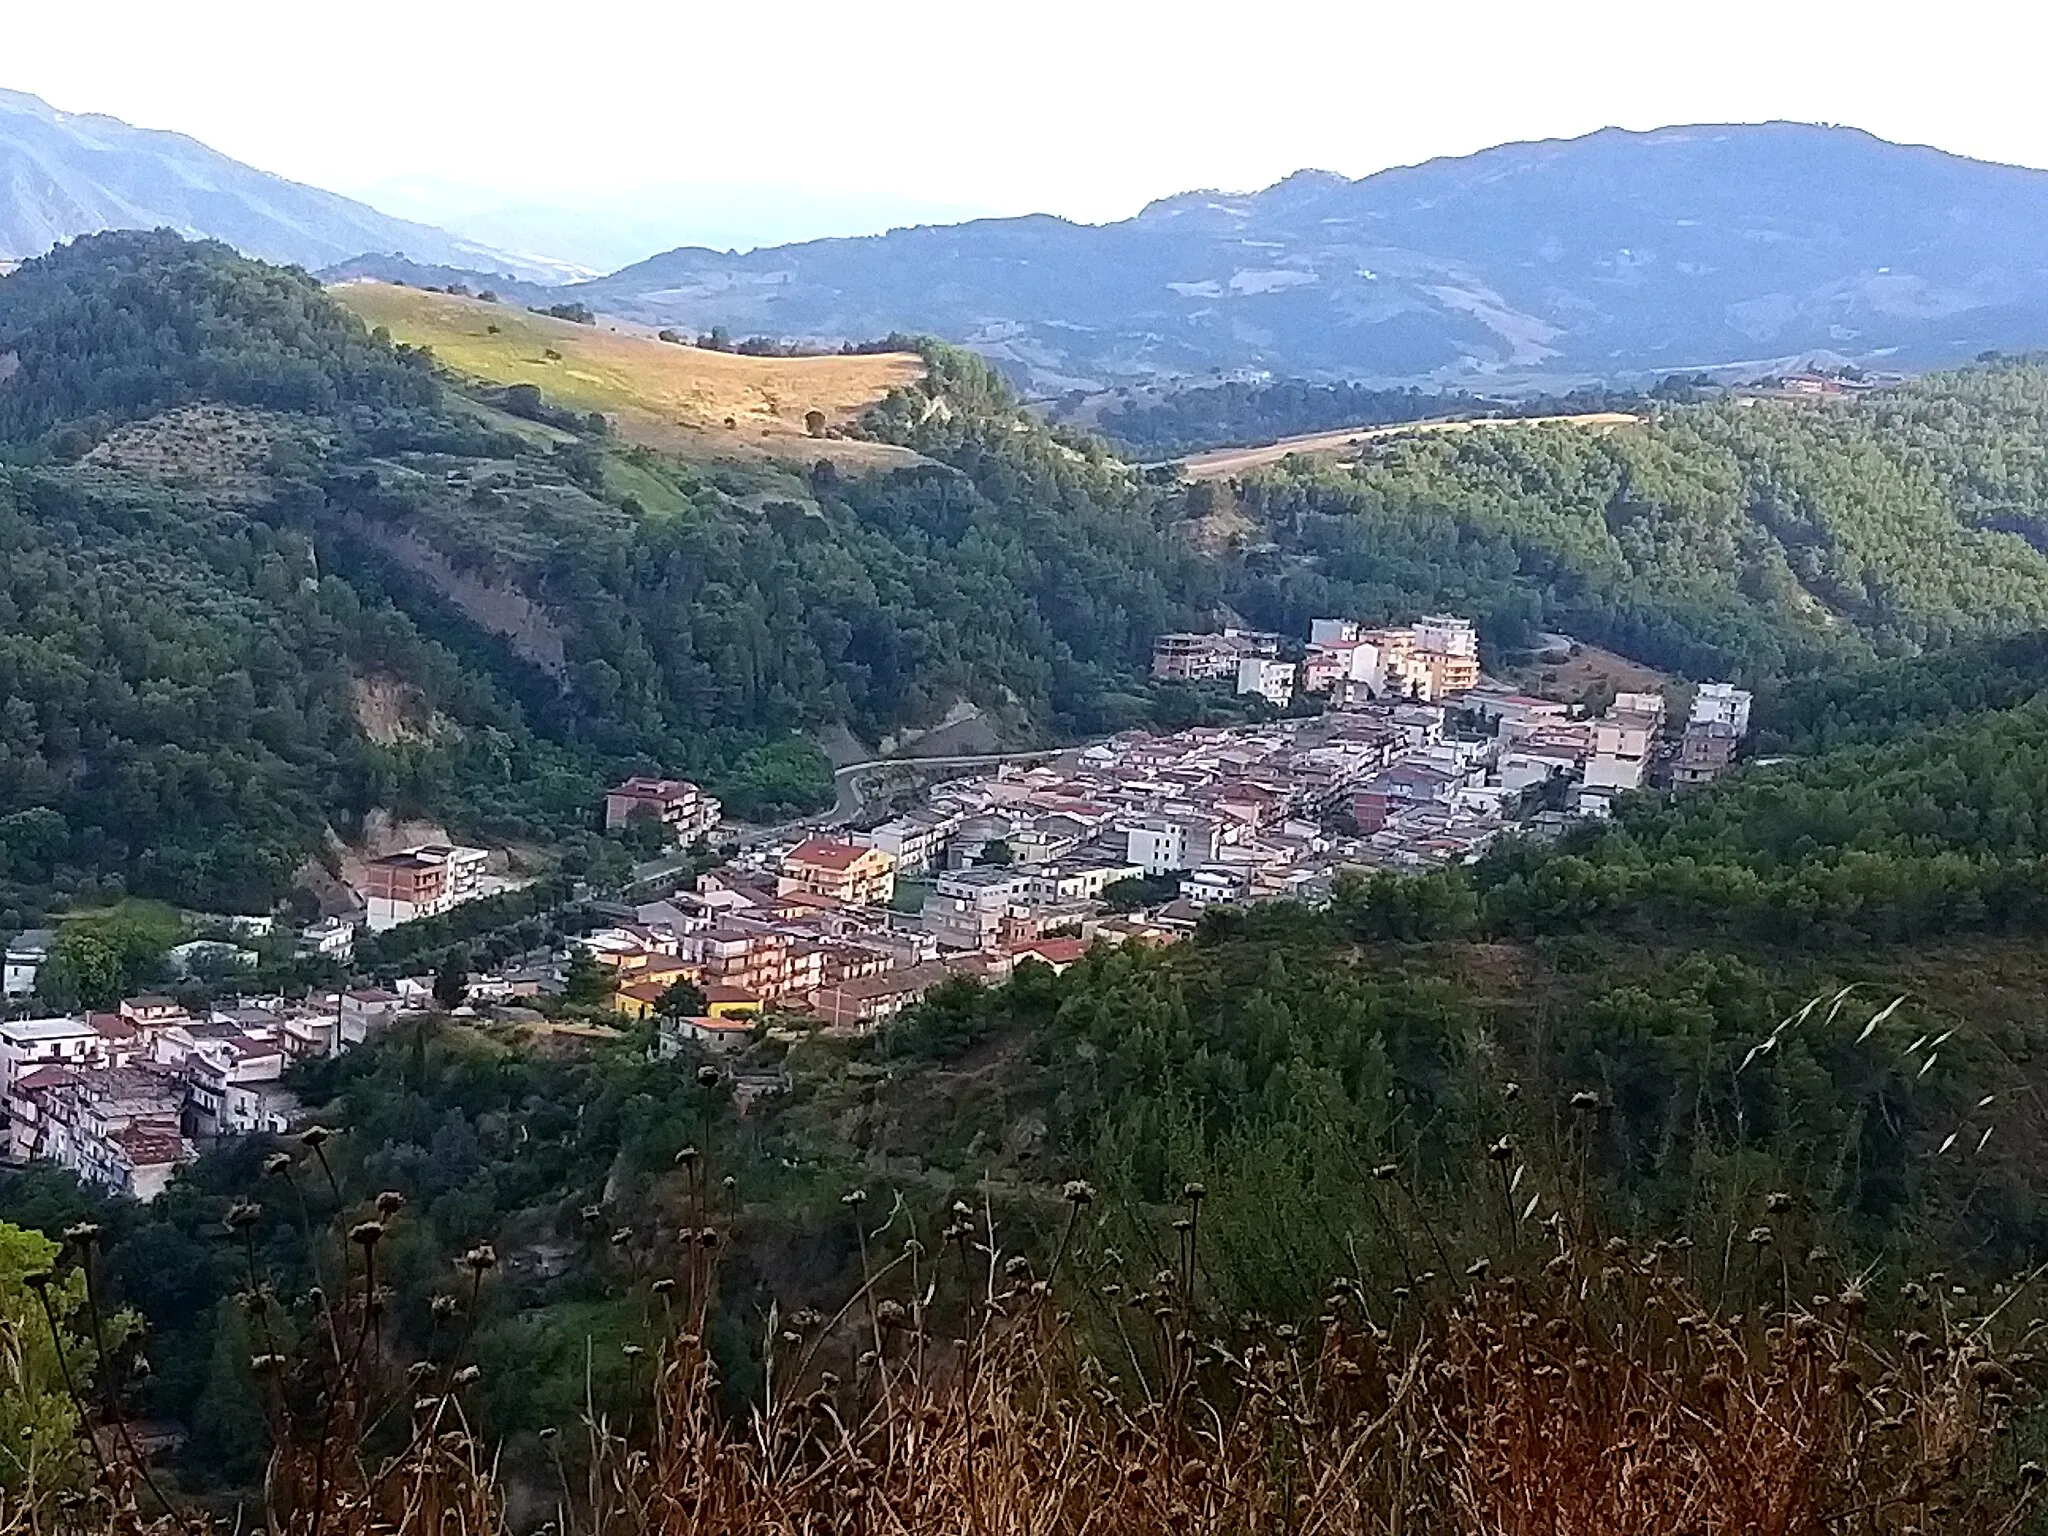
top-left (1690, 683), bottom-right (1754, 736)
top-left (0, 1017), bottom-right (106, 1094)
top-left (858, 808), bottom-right (963, 875)
top-left (1236, 657), bottom-right (1296, 706)
top-left (1125, 814), bottom-right (1227, 875)
top-left (925, 867), bottom-right (1033, 951)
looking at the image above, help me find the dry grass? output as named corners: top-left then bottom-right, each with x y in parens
top-left (330, 283), bottom-right (924, 469)
top-left (24, 1146), bottom-right (2037, 1536)
top-left (1178, 413), bottom-right (1642, 480)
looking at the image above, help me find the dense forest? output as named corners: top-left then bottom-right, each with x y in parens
top-left (1223, 362), bottom-right (2048, 681)
top-left (1085, 376), bottom-right (1659, 458)
top-left (0, 234), bottom-right (1217, 918)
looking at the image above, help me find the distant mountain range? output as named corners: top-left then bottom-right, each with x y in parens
top-left (0, 89), bottom-right (574, 283)
top-left (12, 94), bottom-right (2048, 392)
top-left (551, 123), bottom-right (2048, 392)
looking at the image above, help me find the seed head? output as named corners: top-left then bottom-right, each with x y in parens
top-left (376, 1190), bottom-right (406, 1217)
top-left (350, 1221), bottom-right (384, 1248)
top-left (300, 1125), bottom-right (332, 1149)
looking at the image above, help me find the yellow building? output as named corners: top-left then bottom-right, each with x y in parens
top-left (779, 838), bottom-right (897, 907)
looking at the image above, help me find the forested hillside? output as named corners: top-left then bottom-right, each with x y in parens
top-left (0, 233), bottom-right (1213, 920)
top-left (1223, 362), bottom-right (2048, 681)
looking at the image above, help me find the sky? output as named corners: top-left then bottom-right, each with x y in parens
top-left (10, 0), bottom-right (2048, 258)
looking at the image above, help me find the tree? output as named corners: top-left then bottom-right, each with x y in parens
top-left (433, 946), bottom-right (470, 1012)
top-left (563, 950), bottom-right (613, 1007)
top-left (0, 1222), bottom-right (105, 1498)
top-left (38, 929), bottom-right (122, 1011)
top-left (656, 978), bottom-right (707, 1023)
top-left (975, 840), bottom-right (1016, 867)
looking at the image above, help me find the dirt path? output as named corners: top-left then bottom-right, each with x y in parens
top-left (1177, 411), bottom-right (1643, 480)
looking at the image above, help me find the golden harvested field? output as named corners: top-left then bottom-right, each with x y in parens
top-left (1178, 411), bottom-right (1642, 479)
top-left (332, 282), bottom-right (925, 467)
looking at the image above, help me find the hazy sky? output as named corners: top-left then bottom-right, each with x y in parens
top-left (11, 0), bottom-right (2048, 228)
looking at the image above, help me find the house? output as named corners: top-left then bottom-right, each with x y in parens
top-left (780, 839), bottom-right (896, 908)
top-left (655, 1015), bottom-right (754, 1055)
top-left (105, 1122), bottom-right (193, 1203)
top-left (181, 1037), bottom-right (293, 1139)
top-left (118, 996), bottom-right (187, 1031)
top-left (603, 777), bottom-right (722, 843)
top-left (298, 917), bottom-right (358, 963)
top-left (1673, 724), bottom-right (1742, 787)
top-left (338, 988), bottom-right (402, 1045)
top-left (358, 844), bottom-right (492, 931)
top-left (807, 961), bottom-right (973, 1032)
top-left (18, 1064), bottom-right (191, 1200)
top-left (167, 940), bottom-right (258, 977)
top-left (1009, 937), bottom-right (1093, 974)
top-left (1236, 657), bottom-right (1296, 706)
top-left (1021, 861), bottom-right (1143, 906)
top-left (700, 983), bottom-right (763, 1018)
top-left (3, 929), bottom-right (55, 999)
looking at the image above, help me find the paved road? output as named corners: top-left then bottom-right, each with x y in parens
top-left (822, 748), bottom-right (1067, 825)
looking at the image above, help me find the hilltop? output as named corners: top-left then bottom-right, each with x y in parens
top-left (332, 282), bottom-right (923, 467)
top-left (553, 123), bottom-right (2048, 390)
top-left (0, 88), bottom-right (565, 280)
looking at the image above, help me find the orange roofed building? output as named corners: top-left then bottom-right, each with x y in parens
top-left (779, 839), bottom-right (896, 908)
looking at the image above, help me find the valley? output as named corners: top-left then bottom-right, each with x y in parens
top-left (3, 218), bottom-right (2048, 1531)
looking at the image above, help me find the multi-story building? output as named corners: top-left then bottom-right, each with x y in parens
top-left (358, 844), bottom-right (492, 931)
top-left (1672, 724), bottom-right (1742, 787)
top-left (1150, 629), bottom-right (1281, 683)
top-left (857, 807), bottom-right (962, 875)
top-left (925, 868), bottom-right (1033, 951)
top-left (1411, 614), bottom-right (1481, 696)
top-left (1022, 861), bottom-right (1144, 906)
top-left (780, 839), bottom-right (897, 908)
top-left (1689, 683), bottom-right (1754, 737)
top-left (603, 777), bottom-right (723, 843)
top-left (1236, 657), bottom-right (1297, 706)
top-left (0, 1017), bottom-right (105, 1094)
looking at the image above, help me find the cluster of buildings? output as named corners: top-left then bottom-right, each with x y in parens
top-left (0, 988), bottom-right (415, 1199)
top-left (1151, 615), bottom-right (1482, 708)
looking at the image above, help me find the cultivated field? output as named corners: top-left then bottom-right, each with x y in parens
top-left (1177, 410), bottom-right (1642, 479)
top-left (332, 282), bottom-right (925, 467)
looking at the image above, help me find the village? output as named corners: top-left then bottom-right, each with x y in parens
top-left (0, 614), bottom-right (1753, 1204)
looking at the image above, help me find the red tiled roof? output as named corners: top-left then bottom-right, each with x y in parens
top-left (112, 1121), bottom-right (188, 1167)
top-left (89, 1013), bottom-right (139, 1041)
top-left (1015, 938), bottom-right (1091, 966)
top-left (784, 839), bottom-right (878, 873)
top-left (13, 1064), bottom-right (82, 1093)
